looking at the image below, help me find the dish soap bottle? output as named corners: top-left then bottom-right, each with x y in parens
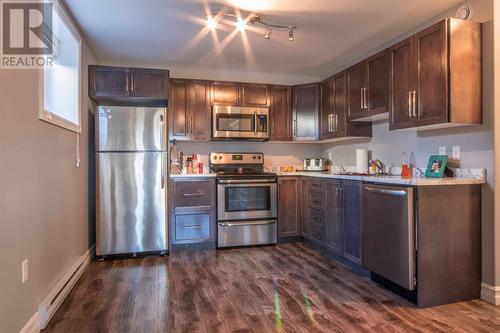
top-left (401, 152), bottom-right (412, 178)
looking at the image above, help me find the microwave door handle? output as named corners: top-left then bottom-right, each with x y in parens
top-left (254, 113), bottom-right (258, 133)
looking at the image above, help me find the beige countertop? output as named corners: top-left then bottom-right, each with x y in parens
top-left (276, 171), bottom-right (485, 186)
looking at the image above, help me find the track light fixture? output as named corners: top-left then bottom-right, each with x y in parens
top-left (207, 11), bottom-right (296, 42)
top-left (264, 26), bottom-right (272, 40)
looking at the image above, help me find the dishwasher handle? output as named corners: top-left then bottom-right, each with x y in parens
top-left (364, 186), bottom-right (408, 197)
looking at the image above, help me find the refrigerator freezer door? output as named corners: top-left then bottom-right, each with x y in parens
top-left (97, 152), bottom-right (167, 255)
top-left (97, 106), bottom-right (166, 152)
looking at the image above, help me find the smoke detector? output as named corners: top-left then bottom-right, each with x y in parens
top-left (456, 5), bottom-right (473, 21)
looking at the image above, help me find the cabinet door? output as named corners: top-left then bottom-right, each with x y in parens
top-left (269, 85), bottom-right (292, 141)
top-left (130, 68), bottom-right (169, 98)
top-left (189, 80), bottom-right (211, 141)
top-left (389, 37), bottom-right (417, 130)
top-left (342, 181), bottom-right (363, 265)
top-left (325, 180), bottom-right (342, 254)
top-left (278, 177), bottom-right (301, 237)
top-left (415, 21), bottom-right (448, 125)
top-left (89, 65), bottom-right (129, 98)
top-left (300, 178), bottom-right (310, 238)
top-left (366, 50), bottom-right (389, 115)
top-left (320, 79), bottom-right (334, 140)
top-left (292, 83), bottom-right (319, 141)
top-left (241, 83), bottom-right (270, 107)
top-left (169, 79), bottom-right (189, 140)
top-left (347, 62), bottom-right (365, 119)
top-left (333, 72), bottom-right (347, 137)
top-left (212, 81), bottom-right (240, 105)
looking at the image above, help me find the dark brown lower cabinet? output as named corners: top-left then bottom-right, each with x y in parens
top-left (302, 178), bottom-right (363, 266)
top-left (325, 180), bottom-right (342, 254)
top-left (341, 181), bottom-right (363, 265)
top-left (278, 177), bottom-right (301, 240)
top-left (170, 178), bottom-right (216, 250)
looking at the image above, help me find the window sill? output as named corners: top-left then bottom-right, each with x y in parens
top-left (39, 111), bottom-right (81, 133)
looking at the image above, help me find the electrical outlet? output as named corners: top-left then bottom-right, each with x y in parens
top-left (452, 146), bottom-right (461, 160)
top-left (439, 146), bottom-right (446, 156)
top-left (22, 259), bottom-right (28, 284)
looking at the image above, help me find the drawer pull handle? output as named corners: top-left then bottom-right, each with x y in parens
top-left (312, 200), bottom-right (321, 205)
top-left (183, 224), bottom-right (202, 229)
top-left (183, 193), bottom-right (203, 197)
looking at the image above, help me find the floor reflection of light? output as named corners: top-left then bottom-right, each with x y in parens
top-left (303, 290), bottom-right (317, 326)
top-left (273, 277), bottom-right (283, 332)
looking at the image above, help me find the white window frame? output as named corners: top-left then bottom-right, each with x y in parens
top-left (38, 0), bottom-right (82, 133)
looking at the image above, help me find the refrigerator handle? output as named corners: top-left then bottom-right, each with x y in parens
top-left (161, 153), bottom-right (165, 189)
top-left (160, 113), bottom-right (165, 150)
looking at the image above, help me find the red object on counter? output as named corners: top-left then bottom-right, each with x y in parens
top-left (198, 162), bottom-right (204, 174)
top-left (401, 163), bottom-right (412, 179)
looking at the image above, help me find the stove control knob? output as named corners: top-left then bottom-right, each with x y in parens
top-left (213, 156), bottom-right (218, 160)
top-left (252, 156), bottom-right (256, 160)
top-left (257, 156), bottom-right (261, 160)
top-left (218, 155), bottom-right (223, 160)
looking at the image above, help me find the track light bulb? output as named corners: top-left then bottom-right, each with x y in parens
top-left (264, 27), bottom-right (272, 39)
top-left (288, 29), bottom-right (294, 42)
top-left (207, 17), bottom-right (217, 30)
top-left (236, 18), bottom-right (246, 31)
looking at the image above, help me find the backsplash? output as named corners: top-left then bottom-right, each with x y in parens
top-left (174, 141), bottom-right (323, 171)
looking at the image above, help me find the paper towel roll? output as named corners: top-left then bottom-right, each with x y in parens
top-left (356, 149), bottom-right (369, 174)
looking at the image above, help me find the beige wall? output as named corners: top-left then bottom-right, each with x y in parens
top-left (0, 35), bottom-right (97, 333)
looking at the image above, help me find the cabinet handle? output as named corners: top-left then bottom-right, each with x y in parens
top-left (183, 224), bottom-right (202, 229)
top-left (335, 114), bottom-right (338, 132)
top-left (408, 91), bottom-right (412, 118)
top-left (183, 193), bottom-right (203, 197)
top-left (412, 91), bottom-right (417, 118)
top-left (293, 119), bottom-right (297, 137)
top-left (190, 115), bottom-right (194, 134)
top-left (364, 87), bottom-right (368, 109)
top-left (312, 200), bottom-right (321, 205)
top-left (360, 88), bottom-right (364, 109)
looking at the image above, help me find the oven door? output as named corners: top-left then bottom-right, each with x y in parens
top-left (213, 105), bottom-right (269, 139)
top-left (217, 179), bottom-right (277, 221)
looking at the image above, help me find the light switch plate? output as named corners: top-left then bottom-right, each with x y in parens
top-left (452, 146), bottom-right (460, 160)
top-left (439, 146), bottom-right (446, 156)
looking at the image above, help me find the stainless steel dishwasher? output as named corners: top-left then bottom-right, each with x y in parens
top-left (362, 184), bottom-right (416, 291)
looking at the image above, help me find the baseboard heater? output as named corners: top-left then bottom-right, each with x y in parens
top-left (37, 246), bottom-right (94, 329)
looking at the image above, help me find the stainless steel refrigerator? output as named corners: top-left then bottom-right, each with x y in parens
top-left (96, 106), bottom-right (167, 256)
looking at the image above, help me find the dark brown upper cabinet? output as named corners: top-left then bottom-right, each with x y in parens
top-left (389, 18), bottom-right (481, 131)
top-left (347, 51), bottom-right (389, 122)
top-left (89, 65), bottom-right (169, 106)
top-left (169, 79), bottom-right (211, 141)
top-left (320, 72), bottom-right (372, 142)
top-left (269, 85), bottom-right (292, 141)
top-left (292, 83), bottom-right (319, 141)
top-left (211, 81), bottom-right (270, 107)
top-left (320, 78), bottom-right (334, 140)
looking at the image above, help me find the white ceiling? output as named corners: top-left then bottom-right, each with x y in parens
top-left (66, 0), bottom-right (467, 81)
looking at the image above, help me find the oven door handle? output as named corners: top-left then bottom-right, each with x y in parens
top-left (218, 179), bottom-right (276, 184)
top-left (219, 220), bottom-right (276, 227)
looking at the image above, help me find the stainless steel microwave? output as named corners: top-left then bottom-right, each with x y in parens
top-left (212, 105), bottom-right (269, 140)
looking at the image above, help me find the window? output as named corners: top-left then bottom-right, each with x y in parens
top-left (39, 0), bottom-right (81, 133)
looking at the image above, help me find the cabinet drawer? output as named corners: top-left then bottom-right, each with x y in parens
top-left (310, 221), bottom-right (325, 244)
top-left (174, 213), bottom-right (211, 242)
top-left (309, 178), bottom-right (325, 192)
top-left (173, 180), bottom-right (213, 207)
top-left (309, 191), bottom-right (325, 210)
top-left (310, 208), bottom-right (324, 225)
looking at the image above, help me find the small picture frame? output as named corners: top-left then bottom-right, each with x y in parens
top-left (425, 155), bottom-right (448, 178)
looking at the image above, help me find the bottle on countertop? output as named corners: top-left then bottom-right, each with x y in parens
top-left (186, 157), bottom-right (193, 174)
top-left (192, 154), bottom-right (198, 174)
top-left (401, 152), bottom-right (412, 178)
top-left (198, 162), bottom-right (204, 175)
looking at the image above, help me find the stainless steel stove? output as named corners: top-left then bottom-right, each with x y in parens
top-left (210, 152), bottom-right (277, 248)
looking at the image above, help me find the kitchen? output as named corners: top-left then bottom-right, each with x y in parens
top-left (1, 0), bottom-right (499, 332)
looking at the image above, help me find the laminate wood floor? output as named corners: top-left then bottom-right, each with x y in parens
top-left (45, 243), bottom-right (500, 333)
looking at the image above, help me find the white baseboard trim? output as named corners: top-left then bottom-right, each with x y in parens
top-left (19, 312), bottom-right (40, 333)
top-left (480, 282), bottom-right (500, 305)
top-left (35, 244), bottom-right (95, 330)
